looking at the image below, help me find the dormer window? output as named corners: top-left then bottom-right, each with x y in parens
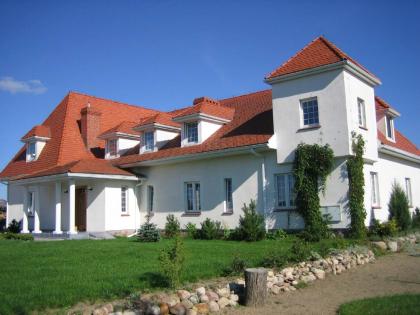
top-left (144, 131), bottom-right (155, 151)
top-left (21, 125), bottom-right (51, 163)
top-left (107, 139), bottom-right (118, 158)
top-left (27, 142), bottom-right (36, 162)
top-left (385, 115), bottom-right (395, 141)
top-left (186, 122), bottom-right (198, 143)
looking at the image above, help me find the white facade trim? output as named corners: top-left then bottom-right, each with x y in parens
top-left (378, 144), bottom-right (420, 164)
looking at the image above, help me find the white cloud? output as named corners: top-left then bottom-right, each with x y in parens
top-left (0, 76), bottom-right (47, 95)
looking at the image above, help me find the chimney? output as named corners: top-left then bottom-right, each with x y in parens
top-left (80, 103), bottom-right (102, 149)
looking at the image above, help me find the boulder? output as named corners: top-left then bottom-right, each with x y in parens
top-left (194, 303), bottom-right (209, 314)
top-left (216, 287), bottom-right (230, 298)
top-left (186, 310), bottom-right (197, 315)
top-left (177, 290), bottom-right (191, 300)
top-left (208, 301), bottom-right (220, 313)
top-left (270, 285), bottom-right (280, 295)
top-left (160, 303), bottom-right (170, 315)
top-left (300, 274), bottom-right (316, 283)
top-left (387, 241), bottom-right (398, 252)
top-left (206, 291), bottom-right (219, 302)
top-left (147, 305), bottom-right (161, 315)
top-left (372, 241), bottom-right (387, 251)
top-left (313, 268), bottom-right (325, 280)
top-left (196, 287), bottom-right (206, 296)
top-left (169, 303), bottom-right (187, 315)
top-left (218, 297), bottom-right (230, 309)
top-left (188, 294), bottom-right (200, 305)
top-left (93, 307), bottom-right (108, 315)
top-left (229, 294), bottom-right (239, 302)
top-left (162, 294), bottom-right (180, 307)
top-left (199, 294), bottom-right (209, 303)
top-left (181, 299), bottom-right (194, 309)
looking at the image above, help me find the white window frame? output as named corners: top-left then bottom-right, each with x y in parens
top-left (185, 182), bottom-right (201, 212)
top-left (385, 115), bottom-right (395, 141)
top-left (275, 173), bottom-right (296, 209)
top-left (28, 191), bottom-right (35, 216)
top-left (224, 178), bottom-right (233, 213)
top-left (357, 98), bottom-right (367, 129)
top-left (370, 172), bottom-right (380, 207)
top-left (27, 142), bottom-right (37, 162)
top-left (300, 97), bottom-right (320, 127)
top-left (143, 131), bottom-right (155, 152)
top-left (121, 186), bottom-right (128, 214)
top-left (185, 122), bottom-right (199, 143)
top-left (107, 139), bottom-right (118, 158)
top-left (147, 186), bottom-right (154, 213)
top-left (405, 178), bottom-right (413, 207)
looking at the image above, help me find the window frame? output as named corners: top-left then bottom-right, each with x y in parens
top-left (275, 173), bottom-right (296, 209)
top-left (27, 142), bottom-right (37, 162)
top-left (121, 186), bottom-right (128, 214)
top-left (107, 139), bottom-right (118, 158)
top-left (28, 191), bottom-right (35, 216)
top-left (370, 172), bottom-right (380, 208)
top-left (357, 98), bottom-right (367, 129)
top-left (185, 122), bottom-right (199, 144)
top-left (300, 97), bottom-right (320, 128)
top-left (405, 178), bottom-right (413, 207)
top-left (147, 185), bottom-right (154, 213)
top-left (143, 131), bottom-right (155, 152)
top-left (385, 115), bottom-right (395, 141)
top-left (224, 178), bottom-right (233, 213)
top-left (185, 181), bottom-right (201, 212)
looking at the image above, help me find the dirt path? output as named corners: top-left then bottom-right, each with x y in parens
top-left (225, 253), bottom-right (420, 315)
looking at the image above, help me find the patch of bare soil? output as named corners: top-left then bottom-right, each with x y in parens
top-left (224, 253), bottom-right (420, 315)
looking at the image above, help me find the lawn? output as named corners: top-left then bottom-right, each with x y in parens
top-left (0, 237), bottom-right (354, 314)
top-left (338, 294), bottom-right (420, 315)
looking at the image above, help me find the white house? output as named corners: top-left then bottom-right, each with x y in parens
top-left (1, 36), bottom-right (419, 235)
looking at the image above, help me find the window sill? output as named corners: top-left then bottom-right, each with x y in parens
top-left (273, 208), bottom-right (297, 212)
top-left (222, 211), bottom-right (233, 216)
top-left (182, 211), bottom-right (201, 217)
top-left (297, 124), bottom-right (321, 132)
top-left (359, 126), bottom-right (368, 131)
top-left (371, 205), bottom-right (382, 209)
top-left (121, 214), bottom-right (130, 217)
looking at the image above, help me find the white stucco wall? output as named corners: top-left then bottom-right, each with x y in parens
top-left (155, 129), bottom-right (179, 149)
top-left (119, 138), bottom-right (139, 156)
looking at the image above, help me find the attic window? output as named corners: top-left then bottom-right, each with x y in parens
top-left (27, 142), bottom-right (36, 162)
top-left (186, 122), bottom-right (198, 143)
top-left (107, 139), bottom-right (118, 158)
top-left (385, 116), bottom-right (395, 141)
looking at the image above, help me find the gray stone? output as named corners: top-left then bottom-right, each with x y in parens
top-left (372, 241), bottom-right (387, 251)
top-left (230, 294), bottom-right (239, 302)
top-left (177, 290), bottom-right (191, 300)
top-left (387, 241), bottom-right (398, 252)
top-left (270, 285), bottom-right (281, 295)
top-left (208, 301), bottom-right (220, 313)
top-left (186, 310), bottom-right (197, 315)
top-left (181, 299), bottom-right (194, 309)
top-left (196, 287), bottom-right (206, 296)
top-left (199, 294), bottom-right (209, 303)
top-left (188, 294), bottom-right (200, 305)
top-left (216, 287), bottom-right (230, 298)
top-left (218, 297), bottom-right (230, 309)
top-left (169, 303), bottom-right (187, 315)
top-left (301, 274), bottom-right (316, 283)
top-left (313, 268), bottom-right (325, 280)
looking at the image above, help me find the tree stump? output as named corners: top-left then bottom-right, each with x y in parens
top-left (244, 268), bottom-right (267, 307)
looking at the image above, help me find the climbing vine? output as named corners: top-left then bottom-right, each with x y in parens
top-left (347, 133), bottom-right (367, 239)
top-left (293, 143), bottom-right (335, 241)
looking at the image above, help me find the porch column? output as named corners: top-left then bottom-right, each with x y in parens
top-left (68, 179), bottom-right (76, 234)
top-left (53, 181), bottom-right (62, 234)
top-left (33, 187), bottom-right (41, 234)
top-left (21, 186), bottom-right (29, 233)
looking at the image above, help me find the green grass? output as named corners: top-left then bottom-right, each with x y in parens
top-left (339, 294), bottom-right (420, 315)
top-left (0, 237), bottom-right (356, 314)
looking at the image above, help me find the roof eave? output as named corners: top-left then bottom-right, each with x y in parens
top-left (173, 112), bottom-right (232, 124)
top-left (379, 144), bottom-right (420, 164)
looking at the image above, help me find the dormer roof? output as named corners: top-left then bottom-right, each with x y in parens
top-left (134, 112), bottom-right (181, 131)
top-left (266, 36), bottom-right (380, 83)
top-left (173, 96), bottom-right (235, 123)
top-left (98, 121), bottom-right (140, 139)
top-left (21, 125), bottom-right (51, 141)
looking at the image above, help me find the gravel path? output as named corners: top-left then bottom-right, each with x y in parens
top-left (224, 253), bottom-right (420, 315)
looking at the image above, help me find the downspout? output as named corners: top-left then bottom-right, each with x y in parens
top-left (250, 149), bottom-right (268, 231)
top-left (128, 180), bottom-right (143, 238)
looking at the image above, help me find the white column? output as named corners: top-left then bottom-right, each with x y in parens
top-left (53, 182), bottom-right (62, 234)
top-left (21, 186), bottom-right (29, 233)
top-left (68, 179), bottom-right (76, 234)
top-left (33, 187), bottom-right (41, 234)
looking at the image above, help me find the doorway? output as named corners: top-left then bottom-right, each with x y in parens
top-left (75, 187), bottom-right (87, 232)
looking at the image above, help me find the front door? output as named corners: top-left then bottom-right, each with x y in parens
top-left (75, 187), bottom-right (87, 232)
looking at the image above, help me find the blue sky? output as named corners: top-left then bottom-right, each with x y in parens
top-left (0, 0), bottom-right (419, 200)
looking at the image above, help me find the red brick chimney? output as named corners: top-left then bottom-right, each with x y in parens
top-left (80, 103), bottom-right (102, 149)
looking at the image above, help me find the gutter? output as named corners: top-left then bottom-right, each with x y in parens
top-left (378, 144), bottom-right (420, 164)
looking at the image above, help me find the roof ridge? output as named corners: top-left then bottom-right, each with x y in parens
top-left (218, 89), bottom-right (271, 102)
top-left (318, 36), bottom-right (347, 60)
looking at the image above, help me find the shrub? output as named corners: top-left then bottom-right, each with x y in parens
top-left (266, 229), bottom-right (288, 240)
top-left (233, 200), bottom-right (266, 241)
top-left (222, 254), bottom-right (248, 276)
top-left (261, 251), bottom-right (289, 269)
top-left (185, 222), bottom-right (197, 238)
top-left (369, 219), bottom-right (398, 238)
top-left (388, 182), bottom-right (411, 231)
top-left (137, 220), bottom-right (160, 242)
top-left (412, 208), bottom-right (420, 228)
top-left (164, 214), bottom-right (180, 238)
top-left (1, 232), bottom-right (33, 241)
top-left (289, 238), bottom-right (311, 262)
top-left (195, 218), bottom-right (222, 240)
top-left (7, 219), bottom-right (20, 234)
top-left (158, 236), bottom-right (185, 288)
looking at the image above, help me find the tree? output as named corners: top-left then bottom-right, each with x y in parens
top-left (388, 181), bottom-right (411, 231)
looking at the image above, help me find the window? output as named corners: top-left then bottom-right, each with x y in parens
top-left (121, 186), bottom-right (128, 213)
top-left (27, 142), bottom-right (36, 161)
top-left (405, 178), bottom-right (413, 207)
top-left (107, 139), bottom-right (118, 157)
top-left (185, 182), bottom-right (201, 212)
top-left (275, 173), bottom-right (296, 208)
top-left (186, 122), bottom-right (198, 143)
top-left (147, 186), bottom-right (154, 212)
top-left (27, 191), bottom-right (35, 216)
top-left (371, 172), bottom-right (380, 207)
top-left (144, 131), bottom-right (154, 151)
top-left (224, 178), bottom-right (233, 213)
top-left (301, 97), bottom-right (319, 126)
top-left (385, 116), bottom-right (395, 140)
top-left (358, 98), bottom-right (367, 128)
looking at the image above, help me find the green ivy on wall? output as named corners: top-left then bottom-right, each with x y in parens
top-left (293, 143), bottom-right (335, 241)
top-left (347, 132), bottom-right (367, 239)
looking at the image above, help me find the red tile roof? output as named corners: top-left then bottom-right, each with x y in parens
top-left (21, 125), bottom-right (51, 140)
top-left (266, 36), bottom-right (378, 81)
top-left (173, 96), bottom-right (235, 121)
top-left (99, 121), bottom-right (140, 138)
top-left (135, 112), bottom-right (180, 129)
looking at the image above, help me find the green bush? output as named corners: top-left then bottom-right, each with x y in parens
top-left (233, 200), bottom-right (266, 242)
top-left (137, 221), bottom-right (160, 242)
top-left (412, 208), bottom-right (420, 228)
top-left (261, 251), bottom-right (289, 269)
top-left (164, 214), bottom-right (180, 238)
top-left (7, 219), bottom-right (21, 234)
top-left (266, 229), bottom-right (288, 240)
top-left (185, 222), bottom-right (197, 238)
top-left (195, 218), bottom-right (222, 240)
top-left (222, 254), bottom-right (248, 276)
top-left (1, 232), bottom-right (33, 241)
top-left (369, 219), bottom-right (398, 238)
top-left (388, 182), bottom-right (411, 231)
top-left (158, 236), bottom-right (185, 288)
top-left (289, 238), bottom-right (311, 262)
